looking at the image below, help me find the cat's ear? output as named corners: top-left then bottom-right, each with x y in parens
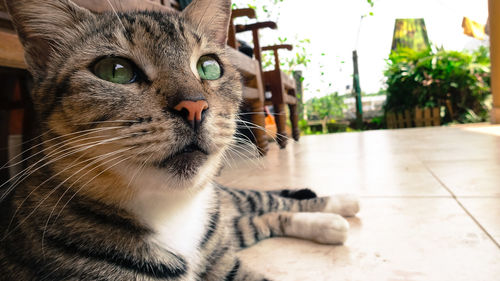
top-left (181, 0), bottom-right (231, 46)
top-left (5, 0), bottom-right (94, 79)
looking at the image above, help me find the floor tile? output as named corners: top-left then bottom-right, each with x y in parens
top-left (425, 160), bottom-right (500, 197)
top-left (238, 198), bottom-right (500, 281)
top-left (459, 198), bottom-right (500, 245)
top-left (220, 125), bottom-right (500, 281)
top-left (217, 134), bottom-right (448, 197)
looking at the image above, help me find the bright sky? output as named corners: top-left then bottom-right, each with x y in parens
top-left (249, 0), bottom-right (489, 100)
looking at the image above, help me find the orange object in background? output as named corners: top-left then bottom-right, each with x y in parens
top-left (264, 106), bottom-right (277, 140)
top-left (264, 106), bottom-right (275, 126)
top-left (462, 17), bottom-right (487, 40)
top-left (262, 106), bottom-right (292, 141)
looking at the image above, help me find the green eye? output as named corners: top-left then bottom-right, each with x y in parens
top-left (93, 57), bottom-right (136, 84)
top-left (197, 56), bottom-right (221, 80)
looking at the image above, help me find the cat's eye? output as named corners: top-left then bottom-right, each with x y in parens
top-left (197, 56), bottom-right (222, 80)
top-left (93, 57), bottom-right (137, 84)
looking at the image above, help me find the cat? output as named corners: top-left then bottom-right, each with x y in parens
top-left (0, 0), bottom-right (360, 280)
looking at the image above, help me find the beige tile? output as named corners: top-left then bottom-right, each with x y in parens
top-left (221, 126), bottom-right (500, 280)
top-left (425, 160), bottom-right (500, 197)
top-left (461, 124), bottom-right (500, 137)
top-left (238, 198), bottom-right (500, 281)
top-left (460, 198), bottom-right (500, 244)
top-left (218, 134), bottom-right (448, 197)
top-left (409, 128), bottom-right (500, 162)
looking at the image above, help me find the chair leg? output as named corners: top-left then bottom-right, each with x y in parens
top-left (249, 100), bottom-right (269, 156)
top-left (288, 103), bottom-right (300, 141)
top-left (273, 103), bottom-right (288, 149)
top-left (0, 110), bottom-right (9, 185)
top-left (0, 74), bottom-right (17, 185)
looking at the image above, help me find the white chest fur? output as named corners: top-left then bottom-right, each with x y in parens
top-left (125, 183), bottom-right (214, 265)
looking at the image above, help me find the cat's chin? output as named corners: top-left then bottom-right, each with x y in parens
top-left (157, 150), bottom-right (208, 177)
top-left (155, 143), bottom-right (210, 178)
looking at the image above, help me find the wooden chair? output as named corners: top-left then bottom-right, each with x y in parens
top-left (228, 9), bottom-right (299, 149)
top-left (226, 8), bottom-right (270, 155)
top-left (0, 3), bottom-right (29, 185)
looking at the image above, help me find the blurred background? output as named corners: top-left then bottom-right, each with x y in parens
top-left (232, 0), bottom-right (492, 134)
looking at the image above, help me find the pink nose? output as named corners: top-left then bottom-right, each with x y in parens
top-left (173, 100), bottom-right (209, 129)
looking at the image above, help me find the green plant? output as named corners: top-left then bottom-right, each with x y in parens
top-left (305, 92), bottom-right (346, 120)
top-left (384, 46), bottom-right (491, 123)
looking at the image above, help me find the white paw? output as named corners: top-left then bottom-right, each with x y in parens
top-left (284, 213), bottom-right (349, 245)
top-left (324, 194), bottom-right (360, 217)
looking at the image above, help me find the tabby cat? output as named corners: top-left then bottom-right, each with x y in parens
top-left (0, 0), bottom-right (360, 280)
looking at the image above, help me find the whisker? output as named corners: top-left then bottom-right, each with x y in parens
top-left (0, 133), bottom-right (134, 202)
top-left (40, 147), bottom-right (134, 252)
top-left (105, 0), bottom-right (126, 31)
top-left (236, 118), bottom-right (293, 142)
top-left (224, 146), bottom-right (262, 170)
top-left (52, 152), bottom-right (137, 224)
top-left (0, 128), bottom-right (54, 152)
top-left (123, 144), bottom-right (156, 191)
top-left (74, 120), bottom-right (139, 125)
top-left (229, 140), bottom-right (259, 160)
top-left (3, 148), bottom-right (132, 241)
top-left (1, 126), bottom-right (123, 170)
top-left (236, 121), bottom-right (259, 147)
top-left (2, 133), bottom-right (130, 192)
top-left (238, 111), bottom-right (288, 116)
top-left (5, 147), bottom-right (112, 233)
top-left (238, 111), bottom-right (264, 116)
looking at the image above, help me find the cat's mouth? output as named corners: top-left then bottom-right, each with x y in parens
top-left (156, 142), bottom-right (209, 175)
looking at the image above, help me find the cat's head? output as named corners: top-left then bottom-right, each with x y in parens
top-left (6, 0), bottom-right (242, 202)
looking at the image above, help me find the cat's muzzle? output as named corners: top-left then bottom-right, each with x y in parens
top-left (156, 142), bottom-right (209, 176)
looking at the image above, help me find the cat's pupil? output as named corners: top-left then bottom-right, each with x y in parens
top-left (197, 56), bottom-right (221, 80)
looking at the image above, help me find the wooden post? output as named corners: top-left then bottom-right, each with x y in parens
top-left (397, 113), bottom-right (405, 128)
top-left (352, 50), bottom-right (363, 129)
top-left (489, 0), bottom-right (500, 123)
top-left (404, 110), bottom-right (412, 127)
top-left (293, 71), bottom-right (304, 120)
top-left (0, 73), bottom-right (15, 184)
top-left (432, 107), bottom-right (441, 126)
top-left (273, 103), bottom-right (287, 149)
top-left (424, 108), bottom-right (432, 126)
top-left (249, 100), bottom-right (269, 156)
top-left (386, 113), bottom-right (395, 129)
top-left (415, 108), bottom-right (424, 127)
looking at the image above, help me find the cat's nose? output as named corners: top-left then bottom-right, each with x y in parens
top-left (173, 100), bottom-right (209, 130)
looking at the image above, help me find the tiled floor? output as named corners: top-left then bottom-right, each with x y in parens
top-left (216, 124), bottom-right (500, 281)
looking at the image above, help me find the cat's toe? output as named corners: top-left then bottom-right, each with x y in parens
top-left (324, 194), bottom-right (360, 217)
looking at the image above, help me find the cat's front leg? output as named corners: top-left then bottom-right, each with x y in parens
top-left (233, 212), bottom-right (349, 248)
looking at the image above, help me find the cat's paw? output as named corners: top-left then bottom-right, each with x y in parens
top-left (324, 194), bottom-right (360, 217)
top-left (284, 213), bottom-right (349, 245)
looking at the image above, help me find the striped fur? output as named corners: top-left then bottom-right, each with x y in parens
top-left (0, 0), bottom-right (359, 280)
